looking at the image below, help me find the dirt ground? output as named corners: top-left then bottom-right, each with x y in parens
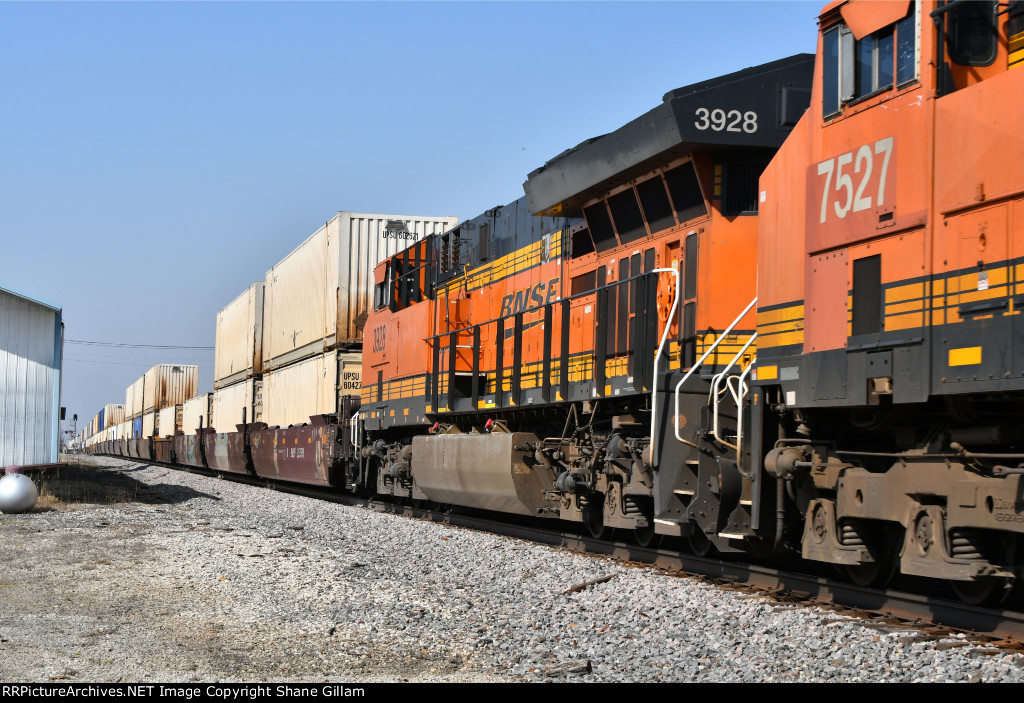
top-left (0, 457), bottom-right (503, 683)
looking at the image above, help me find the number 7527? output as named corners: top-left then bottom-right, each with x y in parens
top-left (816, 137), bottom-right (893, 224)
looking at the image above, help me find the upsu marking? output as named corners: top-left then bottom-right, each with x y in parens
top-left (383, 229), bottom-right (418, 240)
top-left (499, 278), bottom-right (561, 317)
top-left (342, 371), bottom-right (362, 391)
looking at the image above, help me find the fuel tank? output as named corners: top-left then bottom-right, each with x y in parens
top-left (411, 431), bottom-right (554, 516)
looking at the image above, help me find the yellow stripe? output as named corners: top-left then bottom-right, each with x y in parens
top-left (759, 319), bottom-right (804, 335)
top-left (757, 365), bottom-right (778, 380)
top-left (885, 311), bottom-right (925, 331)
top-left (758, 330), bottom-right (804, 348)
top-left (949, 346), bottom-right (982, 367)
top-left (886, 281), bottom-right (926, 304)
top-left (884, 299), bottom-right (924, 315)
top-left (757, 305), bottom-right (804, 325)
top-left (440, 231), bottom-right (563, 296)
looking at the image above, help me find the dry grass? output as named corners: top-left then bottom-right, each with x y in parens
top-left (27, 461), bottom-right (157, 512)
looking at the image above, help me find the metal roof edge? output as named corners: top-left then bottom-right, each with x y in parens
top-left (0, 284), bottom-right (62, 313)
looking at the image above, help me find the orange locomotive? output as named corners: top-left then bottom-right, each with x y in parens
top-left (359, 55), bottom-right (814, 543)
top-left (754, 0), bottom-right (1024, 602)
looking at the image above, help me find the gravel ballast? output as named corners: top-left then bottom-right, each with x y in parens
top-left (1, 456), bottom-right (1022, 683)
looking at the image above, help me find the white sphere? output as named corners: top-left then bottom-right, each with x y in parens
top-left (0, 473), bottom-right (38, 514)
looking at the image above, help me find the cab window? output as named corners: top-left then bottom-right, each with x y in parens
top-left (822, 5), bottom-right (917, 118)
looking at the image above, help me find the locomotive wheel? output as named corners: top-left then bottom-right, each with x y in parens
top-left (633, 521), bottom-right (661, 548)
top-left (584, 510), bottom-right (610, 540)
top-left (840, 524), bottom-right (900, 588)
top-left (841, 557), bottom-right (897, 589)
top-left (688, 526), bottom-right (715, 556)
top-left (950, 577), bottom-right (1013, 607)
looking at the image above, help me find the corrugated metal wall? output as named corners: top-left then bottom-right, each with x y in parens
top-left (0, 287), bottom-right (62, 467)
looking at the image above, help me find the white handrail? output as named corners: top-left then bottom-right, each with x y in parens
top-left (708, 332), bottom-right (758, 449)
top-left (648, 268), bottom-right (680, 465)
top-left (673, 297), bottom-right (757, 444)
top-left (734, 357), bottom-right (756, 474)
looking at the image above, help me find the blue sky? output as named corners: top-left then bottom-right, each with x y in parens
top-left (0, 1), bottom-right (819, 430)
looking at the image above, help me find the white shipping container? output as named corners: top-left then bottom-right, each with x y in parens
top-left (214, 282), bottom-right (264, 389)
top-left (143, 364), bottom-right (199, 413)
top-left (127, 376), bottom-right (144, 419)
top-left (142, 411), bottom-right (155, 438)
top-left (119, 421), bottom-right (130, 442)
top-left (211, 379), bottom-right (262, 433)
top-left (262, 211), bottom-right (456, 370)
top-left (156, 405), bottom-right (182, 437)
top-left (182, 394), bottom-right (213, 432)
top-left (262, 351), bottom-right (361, 428)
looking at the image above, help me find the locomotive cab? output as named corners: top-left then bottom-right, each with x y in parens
top-left (754, 0), bottom-right (1024, 601)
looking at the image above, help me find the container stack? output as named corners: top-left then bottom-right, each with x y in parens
top-left (119, 365), bottom-right (198, 438)
top-left (211, 283), bottom-right (265, 432)
top-left (82, 209), bottom-right (456, 451)
top-left (210, 211), bottom-right (455, 431)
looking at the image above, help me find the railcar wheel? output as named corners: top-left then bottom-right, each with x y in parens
top-left (688, 526), bottom-right (715, 556)
top-left (584, 510), bottom-right (610, 540)
top-left (633, 522), bottom-right (661, 548)
top-left (950, 577), bottom-right (1014, 607)
top-left (841, 558), bottom-right (897, 588)
top-left (839, 523), bottom-right (900, 588)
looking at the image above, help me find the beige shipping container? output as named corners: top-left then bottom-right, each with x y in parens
top-left (119, 421), bottom-right (130, 442)
top-left (143, 411), bottom-right (156, 438)
top-left (156, 405), bottom-right (182, 437)
top-left (262, 351), bottom-right (361, 428)
top-left (143, 364), bottom-right (199, 413)
top-left (262, 211), bottom-right (456, 371)
top-left (214, 282), bottom-right (264, 389)
top-left (182, 394), bottom-right (213, 432)
top-left (104, 404), bottom-right (125, 428)
top-left (127, 376), bottom-right (144, 419)
top-left (211, 378), bottom-right (262, 433)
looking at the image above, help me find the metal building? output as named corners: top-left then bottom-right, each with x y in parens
top-left (0, 286), bottom-right (63, 467)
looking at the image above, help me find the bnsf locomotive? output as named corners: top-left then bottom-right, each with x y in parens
top-left (90, 0), bottom-right (1024, 605)
top-left (358, 53), bottom-right (815, 548)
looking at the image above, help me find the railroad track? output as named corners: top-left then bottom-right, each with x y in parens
top-left (88, 455), bottom-right (1024, 649)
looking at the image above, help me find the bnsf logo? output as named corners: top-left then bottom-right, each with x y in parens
top-left (499, 277), bottom-right (561, 317)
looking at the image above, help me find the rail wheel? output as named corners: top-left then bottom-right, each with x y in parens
top-left (584, 509), bottom-right (610, 540)
top-left (633, 521), bottom-right (661, 548)
top-left (841, 557), bottom-right (897, 588)
top-left (840, 522), bottom-right (900, 588)
top-left (950, 577), bottom-right (1014, 607)
top-left (688, 525), bottom-right (715, 556)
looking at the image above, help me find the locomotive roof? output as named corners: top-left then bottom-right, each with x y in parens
top-left (523, 54), bottom-right (814, 217)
